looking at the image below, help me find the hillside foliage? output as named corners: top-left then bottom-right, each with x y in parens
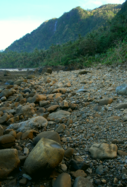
top-left (0, 2), bottom-right (127, 68)
top-left (5, 4), bottom-right (121, 53)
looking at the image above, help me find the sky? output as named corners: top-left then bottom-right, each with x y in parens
top-left (0, 0), bottom-right (125, 50)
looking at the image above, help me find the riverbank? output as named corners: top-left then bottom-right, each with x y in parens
top-left (0, 64), bottom-right (127, 187)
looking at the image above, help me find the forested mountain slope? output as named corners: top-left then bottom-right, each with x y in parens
top-left (5, 4), bottom-right (121, 52)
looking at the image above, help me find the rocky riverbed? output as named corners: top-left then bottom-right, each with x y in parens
top-left (0, 65), bottom-right (127, 187)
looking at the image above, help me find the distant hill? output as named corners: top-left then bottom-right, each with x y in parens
top-left (5, 4), bottom-right (121, 52)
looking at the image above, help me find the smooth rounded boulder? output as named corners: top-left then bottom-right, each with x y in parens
top-left (23, 138), bottom-right (64, 177)
top-left (0, 149), bottom-right (20, 179)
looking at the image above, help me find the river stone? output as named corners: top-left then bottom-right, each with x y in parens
top-left (16, 104), bottom-right (35, 117)
top-left (53, 173), bottom-right (71, 187)
top-left (0, 88), bottom-right (16, 98)
top-left (59, 101), bottom-right (68, 109)
top-left (0, 134), bottom-right (15, 148)
top-left (7, 116), bottom-right (48, 132)
top-left (39, 101), bottom-right (50, 107)
top-left (0, 113), bottom-right (9, 124)
top-left (115, 103), bottom-right (127, 109)
top-left (0, 149), bottom-right (20, 179)
top-left (55, 124), bottom-right (66, 133)
top-left (48, 110), bottom-right (70, 122)
top-left (22, 130), bottom-right (38, 140)
top-left (89, 143), bottom-right (117, 159)
top-left (23, 138), bottom-right (64, 177)
top-left (64, 148), bottom-right (74, 158)
top-left (4, 129), bottom-right (17, 138)
top-left (116, 84), bottom-right (127, 95)
top-left (27, 94), bottom-right (46, 103)
top-left (98, 98), bottom-right (113, 105)
top-left (33, 131), bottom-right (61, 145)
top-left (47, 105), bottom-right (59, 112)
top-left (118, 150), bottom-right (127, 156)
top-left (71, 170), bottom-right (87, 178)
top-left (73, 176), bottom-right (93, 187)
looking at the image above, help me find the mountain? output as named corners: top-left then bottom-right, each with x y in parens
top-left (5, 4), bottom-right (121, 52)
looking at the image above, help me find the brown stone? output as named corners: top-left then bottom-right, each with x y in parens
top-left (16, 132), bottom-right (22, 139)
top-left (55, 93), bottom-right (62, 98)
top-left (47, 94), bottom-right (54, 100)
top-left (0, 149), bottom-right (20, 179)
top-left (33, 131), bottom-right (61, 145)
top-left (4, 129), bottom-right (17, 138)
top-left (0, 134), bottom-right (15, 148)
top-left (39, 101), bottom-right (50, 107)
top-left (27, 94), bottom-right (46, 103)
top-left (22, 130), bottom-right (38, 140)
top-left (53, 173), bottom-right (71, 187)
top-left (64, 148), bottom-right (74, 158)
top-left (118, 150), bottom-right (127, 156)
top-left (71, 170), bottom-right (87, 178)
top-left (47, 105), bottom-right (59, 112)
top-left (98, 98), bottom-right (113, 105)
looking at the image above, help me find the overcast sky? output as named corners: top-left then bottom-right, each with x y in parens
top-left (0, 0), bottom-right (125, 50)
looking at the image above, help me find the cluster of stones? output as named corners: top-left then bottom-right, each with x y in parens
top-left (0, 65), bottom-right (127, 187)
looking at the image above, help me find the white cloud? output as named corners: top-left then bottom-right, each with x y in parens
top-left (78, 0), bottom-right (125, 9)
top-left (0, 19), bottom-right (43, 50)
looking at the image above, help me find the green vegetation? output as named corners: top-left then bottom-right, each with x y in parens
top-left (5, 4), bottom-right (121, 53)
top-left (0, 2), bottom-right (127, 69)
